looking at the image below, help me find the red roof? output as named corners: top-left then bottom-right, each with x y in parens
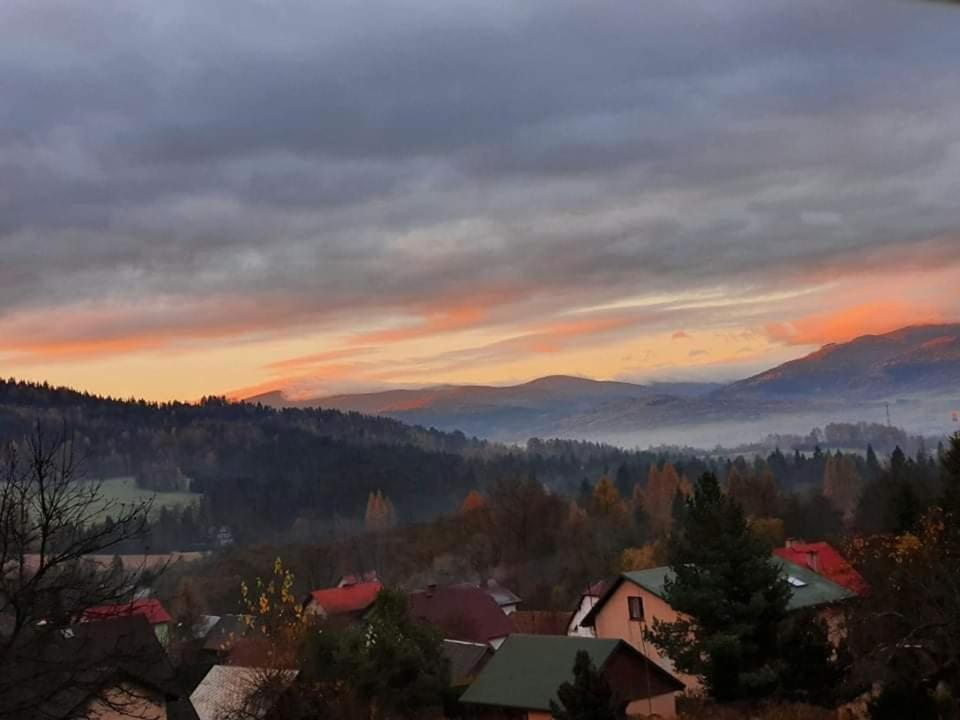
top-left (307, 581), bottom-right (382, 615)
top-left (408, 585), bottom-right (515, 645)
top-left (81, 598), bottom-right (172, 625)
top-left (774, 542), bottom-right (867, 595)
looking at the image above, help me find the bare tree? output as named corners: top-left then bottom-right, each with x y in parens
top-left (0, 422), bottom-right (157, 719)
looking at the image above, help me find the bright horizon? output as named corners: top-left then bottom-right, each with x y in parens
top-left (2, 0), bottom-right (960, 402)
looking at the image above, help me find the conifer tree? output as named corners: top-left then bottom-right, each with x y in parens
top-left (549, 650), bottom-right (624, 720)
top-left (646, 473), bottom-right (791, 701)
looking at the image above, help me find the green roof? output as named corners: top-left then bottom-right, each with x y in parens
top-left (619, 557), bottom-right (854, 613)
top-left (459, 635), bottom-right (624, 711)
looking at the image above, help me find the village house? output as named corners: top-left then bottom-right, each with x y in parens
top-left (774, 540), bottom-right (868, 595)
top-left (477, 579), bottom-right (522, 615)
top-left (81, 598), bottom-right (173, 648)
top-left (566, 579), bottom-right (610, 638)
top-left (409, 584), bottom-right (515, 648)
top-left (191, 665), bottom-right (298, 720)
top-left (442, 639), bottom-right (494, 689)
top-left (459, 634), bottom-right (686, 719)
top-left (8, 615), bottom-right (197, 720)
top-left (579, 557), bottom-right (856, 690)
top-left (302, 579), bottom-right (382, 619)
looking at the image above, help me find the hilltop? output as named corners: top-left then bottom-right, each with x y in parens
top-left (249, 324), bottom-right (960, 442)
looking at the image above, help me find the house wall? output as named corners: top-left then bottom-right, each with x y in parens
top-left (592, 581), bottom-right (700, 691)
top-left (83, 682), bottom-right (167, 720)
top-left (567, 594), bottom-right (600, 638)
top-left (625, 692), bottom-right (677, 718)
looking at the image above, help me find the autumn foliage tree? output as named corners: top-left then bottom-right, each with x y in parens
top-left (823, 453), bottom-right (864, 521)
top-left (365, 490), bottom-right (397, 532)
top-left (644, 463), bottom-right (687, 536)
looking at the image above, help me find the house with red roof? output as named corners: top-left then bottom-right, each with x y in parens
top-left (303, 580), bottom-right (382, 619)
top-left (81, 598), bottom-right (173, 647)
top-left (408, 584), bottom-right (514, 649)
top-left (774, 540), bottom-right (868, 595)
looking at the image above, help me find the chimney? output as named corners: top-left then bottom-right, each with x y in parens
top-left (785, 538), bottom-right (803, 549)
top-left (806, 550), bottom-right (819, 572)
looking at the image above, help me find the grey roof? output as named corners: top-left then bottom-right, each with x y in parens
top-left (190, 665), bottom-right (298, 720)
top-left (582, 556), bottom-right (855, 626)
top-left (441, 639), bottom-right (492, 686)
top-left (460, 635), bottom-right (683, 711)
top-left (483, 581), bottom-right (522, 607)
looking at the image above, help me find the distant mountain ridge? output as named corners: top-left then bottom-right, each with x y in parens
top-left (721, 324), bottom-right (960, 399)
top-left (248, 324), bottom-right (960, 441)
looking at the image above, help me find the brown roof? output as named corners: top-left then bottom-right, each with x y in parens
top-left (408, 585), bottom-right (514, 645)
top-left (510, 610), bottom-right (573, 636)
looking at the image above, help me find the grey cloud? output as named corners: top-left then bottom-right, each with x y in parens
top-left (1, 0), bottom-right (960, 346)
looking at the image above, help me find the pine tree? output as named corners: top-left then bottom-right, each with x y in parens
top-left (646, 473), bottom-right (791, 702)
top-left (549, 650), bottom-right (624, 720)
top-left (867, 444), bottom-right (882, 480)
top-left (614, 463), bottom-right (633, 497)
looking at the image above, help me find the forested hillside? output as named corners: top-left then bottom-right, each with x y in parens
top-left (3, 378), bottom-right (949, 554)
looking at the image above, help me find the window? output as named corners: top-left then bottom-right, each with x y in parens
top-left (787, 575), bottom-right (807, 588)
top-left (628, 595), bottom-right (644, 621)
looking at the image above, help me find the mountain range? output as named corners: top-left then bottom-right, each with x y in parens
top-left (248, 324), bottom-right (960, 443)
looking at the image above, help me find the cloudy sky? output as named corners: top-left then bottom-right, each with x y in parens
top-left (2, 0), bottom-right (959, 401)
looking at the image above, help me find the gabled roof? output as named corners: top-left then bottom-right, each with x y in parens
top-left (581, 557), bottom-right (855, 627)
top-left (773, 542), bottom-right (868, 595)
top-left (441, 639), bottom-right (493, 687)
top-left (306, 581), bottom-right (382, 615)
top-left (6, 616), bottom-right (196, 719)
top-left (460, 635), bottom-right (684, 711)
top-left (82, 598), bottom-right (172, 625)
top-left (191, 665), bottom-right (298, 720)
top-left (408, 585), bottom-right (514, 645)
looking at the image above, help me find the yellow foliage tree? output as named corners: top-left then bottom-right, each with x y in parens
top-left (823, 455), bottom-right (864, 521)
top-left (591, 476), bottom-right (626, 521)
top-left (621, 544), bottom-right (659, 572)
top-left (749, 517), bottom-right (785, 550)
top-left (365, 490), bottom-right (398, 532)
top-left (239, 557), bottom-right (304, 668)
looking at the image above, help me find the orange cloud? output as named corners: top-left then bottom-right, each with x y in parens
top-left (766, 301), bottom-right (943, 346)
top-left (349, 305), bottom-right (487, 346)
top-left (515, 315), bottom-right (637, 353)
top-left (266, 346), bottom-right (378, 372)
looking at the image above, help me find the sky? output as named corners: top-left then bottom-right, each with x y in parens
top-left (2, 0), bottom-right (959, 402)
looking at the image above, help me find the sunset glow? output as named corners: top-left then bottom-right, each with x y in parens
top-left (2, 0), bottom-right (959, 401)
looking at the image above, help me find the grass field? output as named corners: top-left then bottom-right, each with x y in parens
top-left (91, 476), bottom-right (201, 519)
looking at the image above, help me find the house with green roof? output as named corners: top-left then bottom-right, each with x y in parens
top-left (459, 634), bottom-right (685, 719)
top-left (577, 557), bottom-right (857, 691)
